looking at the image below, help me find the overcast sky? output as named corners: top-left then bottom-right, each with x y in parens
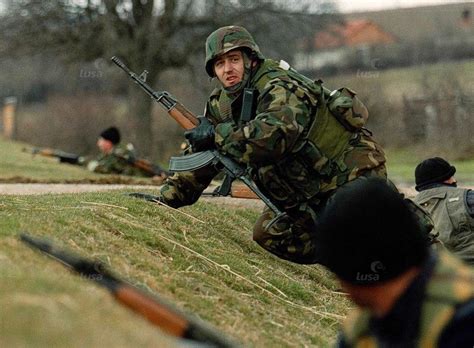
top-left (0, 0), bottom-right (472, 15)
top-left (336, 0), bottom-right (473, 13)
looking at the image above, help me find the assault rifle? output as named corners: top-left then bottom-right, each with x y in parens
top-left (111, 56), bottom-right (258, 200)
top-left (168, 150), bottom-right (288, 227)
top-left (19, 233), bottom-right (239, 347)
top-left (23, 147), bottom-right (85, 165)
top-left (23, 146), bottom-right (167, 177)
top-left (115, 153), bottom-right (168, 178)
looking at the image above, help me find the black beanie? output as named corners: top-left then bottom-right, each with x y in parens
top-left (100, 127), bottom-right (121, 145)
top-left (315, 177), bottom-right (429, 285)
top-left (415, 157), bottom-right (456, 192)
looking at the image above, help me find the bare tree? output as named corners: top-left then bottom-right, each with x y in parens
top-left (1, 0), bottom-right (336, 155)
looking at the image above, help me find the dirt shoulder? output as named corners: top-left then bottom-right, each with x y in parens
top-left (0, 184), bottom-right (160, 195)
top-left (0, 183), bottom-right (265, 210)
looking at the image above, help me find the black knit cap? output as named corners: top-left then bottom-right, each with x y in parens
top-left (415, 157), bottom-right (456, 192)
top-left (315, 177), bottom-right (429, 285)
top-left (100, 126), bottom-right (121, 145)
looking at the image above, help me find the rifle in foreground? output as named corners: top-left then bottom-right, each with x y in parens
top-left (111, 56), bottom-right (257, 199)
top-left (19, 233), bottom-right (238, 348)
top-left (23, 147), bottom-right (85, 165)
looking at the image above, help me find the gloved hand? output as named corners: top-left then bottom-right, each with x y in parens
top-left (184, 116), bottom-right (215, 152)
top-left (127, 192), bottom-right (164, 203)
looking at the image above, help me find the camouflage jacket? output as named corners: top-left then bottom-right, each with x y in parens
top-left (161, 59), bottom-right (386, 208)
top-left (87, 144), bottom-right (152, 177)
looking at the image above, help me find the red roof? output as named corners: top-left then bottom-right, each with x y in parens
top-left (314, 19), bottom-right (397, 49)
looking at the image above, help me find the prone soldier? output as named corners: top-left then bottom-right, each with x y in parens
top-left (87, 126), bottom-right (166, 178)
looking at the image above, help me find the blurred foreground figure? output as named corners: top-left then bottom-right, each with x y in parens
top-left (413, 157), bottom-right (474, 265)
top-left (316, 177), bottom-right (474, 348)
top-left (87, 126), bottom-right (167, 179)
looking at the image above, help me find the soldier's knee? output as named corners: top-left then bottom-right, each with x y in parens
top-left (252, 215), bottom-right (268, 244)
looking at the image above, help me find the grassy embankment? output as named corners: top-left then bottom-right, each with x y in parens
top-left (1, 137), bottom-right (348, 347)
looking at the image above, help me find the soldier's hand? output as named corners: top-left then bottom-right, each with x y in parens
top-left (184, 116), bottom-right (215, 152)
top-left (127, 192), bottom-right (164, 203)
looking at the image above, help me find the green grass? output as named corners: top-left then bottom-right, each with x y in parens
top-left (0, 192), bottom-right (348, 347)
top-left (1, 123), bottom-right (472, 346)
top-left (0, 137), bottom-right (349, 347)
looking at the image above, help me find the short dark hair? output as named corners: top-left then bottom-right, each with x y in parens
top-left (100, 126), bottom-right (121, 145)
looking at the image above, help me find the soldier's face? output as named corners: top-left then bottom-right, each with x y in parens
top-left (213, 49), bottom-right (245, 88)
top-left (97, 137), bottom-right (114, 154)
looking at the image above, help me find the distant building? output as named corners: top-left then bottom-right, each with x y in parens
top-left (294, 19), bottom-right (397, 72)
top-left (295, 2), bottom-right (474, 75)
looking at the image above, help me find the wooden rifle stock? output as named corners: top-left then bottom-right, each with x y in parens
top-left (230, 184), bottom-right (259, 199)
top-left (167, 102), bottom-right (199, 130)
top-left (115, 285), bottom-right (188, 337)
top-left (19, 233), bottom-right (238, 347)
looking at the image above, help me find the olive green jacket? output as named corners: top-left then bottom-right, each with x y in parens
top-left (414, 185), bottom-right (474, 265)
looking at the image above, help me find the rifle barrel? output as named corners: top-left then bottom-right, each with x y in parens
top-left (111, 56), bottom-right (198, 130)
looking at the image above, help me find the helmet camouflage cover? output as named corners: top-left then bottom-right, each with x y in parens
top-left (205, 25), bottom-right (265, 77)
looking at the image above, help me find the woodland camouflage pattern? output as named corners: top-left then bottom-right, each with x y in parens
top-left (87, 144), bottom-right (152, 177)
top-left (161, 26), bottom-right (392, 263)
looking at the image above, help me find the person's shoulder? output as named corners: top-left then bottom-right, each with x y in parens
top-left (253, 59), bottom-right (290, 83)
top-left (209, 87), bottom-right (222, 98)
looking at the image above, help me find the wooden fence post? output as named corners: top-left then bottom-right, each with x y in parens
top-left (2, 97), bottom-right (17, 139)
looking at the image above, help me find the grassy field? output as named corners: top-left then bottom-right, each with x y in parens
top-left (0, 137), bottom-right (349, 347)
top-left (0, 192), bottom-right (348, 347)
top-left (1, 129), bottom-right (472, 347)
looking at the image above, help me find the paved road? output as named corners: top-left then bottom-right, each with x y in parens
top-left (0, 184), bottom-right (160, 195)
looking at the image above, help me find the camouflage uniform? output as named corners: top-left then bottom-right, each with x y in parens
top-left (87, 144), bottom-right (152, 177)
top-left (161, 26), bottom-right (387, 264)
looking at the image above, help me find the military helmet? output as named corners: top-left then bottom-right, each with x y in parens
top-left (205, 25), bottom-right (264, 77)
